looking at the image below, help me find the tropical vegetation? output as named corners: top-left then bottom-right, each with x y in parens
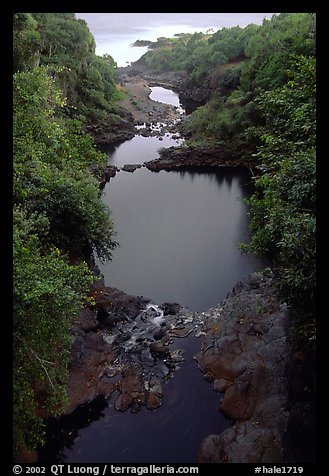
top-left (141, 13), bottom-right (316, 329)
top-left (13, 13), bottom-right (118, 453)
top-left (12, 12), bottom-right (316, 456)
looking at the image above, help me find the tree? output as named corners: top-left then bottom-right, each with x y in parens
top-left (181, 14), bottom-right (315, 155)
top-left (15, 13), bottom-right (121, 127)
top-left (13, 13), bottom-right (41, 71)
top-left (13, 207), bottom-right (95, 451)
top-left (245, 55), bottom-right (316, 324)
top-left (31, 13), bottom-right (95, 69)
top-left (13, 65), bottom-right (116, 452)
top-left (244, 13), bottom-right (316, 89)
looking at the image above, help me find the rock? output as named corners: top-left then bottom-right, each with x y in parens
top-left (161, 302), bottom-right (181, 315)
top-left (198, 434), bottom-right (229, 463)
top-left (150, 338), bottom-right (170, 356)
top-left (144, 145), bottom-right (249, 172)
top-left (115, 364), bottom-right (146, 412)
top-left (144, 376), bottom-right (164, 410)
top-left (170, 349), bottom-right (185, 363)
top-left (65, 279), bottom-right (200, 418)
top-left (199, 424), bottom-right (283, 463)
top-left (62, 264), bottom-right (296, 463)
top-left (197, 271), bottom-right (290, 463)
top-left (213, 378), bottom-right (232, 393)
top-left (148, 376), bottom-right (164, 397)
top-left (85, 107), bottom-right (136, 145)
top-left (153, 327), bottom-right (167, 340)
top-left (66, 286), bottom-right (145, 415)
top-left (220, 366), bottom-right (267, 421)
top-left (122, 163), bottom-right (142, 173)
top-left (93, 285), bottom-right (148, 329)
top-left (146, 392), bottom-right (162, 410)
top-left (66, 330), bottom-right (116, 414)
top-left (74, 308), bottom-right (98, 332)
top-left (89, 164), bottom-right (120, 188)
top-left (70, 325), bottom-right (86, 338)
top-left (97, 375), bottom-right (117, 398)
top-left (196, 350), bottom-right (248, 382)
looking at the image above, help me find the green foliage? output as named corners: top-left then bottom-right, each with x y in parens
top-left (245, 56), bottom-right (316, 323)
top-left (143, 13), bottom-right (316, 157)
top-left (74, 55), bottom-right (119, 122)
top-left (30, 13), bottom-right (95, 69)
top-left (13, 64), bottom-right (116, 453)
top-left (13, 13), bottom-right (121, 127)
top-left (13, 13), bottom-right (41, 71)
top-left (28, 163), bottom-right (116, 260)
top-left (245, 13), bottom-right (316, 89)
top-left (217, 63), bottom-right (244, 95)
top-left (256, 55), bottom-right (316, 152)
top-left (144, 26), bottom-right (247, 78)
top-left (184, 89), bottom-right (262, 154)
top-left (13, 67), bottom-right (108, 201)
top-left (13, 206), bottom-right (95, 451)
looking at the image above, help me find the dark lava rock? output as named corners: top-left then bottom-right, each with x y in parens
top-left (59, 263), bottom-right (307, 465)
top-left (64, 262), bottom-right (299, 466)
top-left (196, 271), bottom-right (291, 463)
top-left (150, 337), bottom-right (171, 356)
top-left (115, 364), bottom-right (146, 412)
top-left (66, 279), bottom-right (200, 417)
top-left (161, 302), bottom-right (181, 315)
top-left (66, 329), bottom-right (117, 414)
top-left (73, 308), bottom-right (98, 332)
top-left (93, 285), bottom-right (149, 329)
top-left (65, 286), bottom-right (151, 413)
top-left (85, 108), bottom-right (136, 145)
top-left (144, 145), bottom-right (248, 171)
top-left (89, 164), bottom-right (120, 188)
top-left (122, 163), bottom-right (142, 173)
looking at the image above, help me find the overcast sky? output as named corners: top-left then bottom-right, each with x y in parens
top-left (76, 13), bottom-right (275, 65)
top-left (76, 13), bottom-right (274, 34)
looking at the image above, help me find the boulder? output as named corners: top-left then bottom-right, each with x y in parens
top-left (66, 330), bottom-right (116, 414)
top-left (122, 163), bottom-right (142, 173)
top-left (199, 424), bottom-right (283, 463)
top-left (93, 285), bottom-right (148, 329)
top-left (197, 271), bottom-right (290, 463)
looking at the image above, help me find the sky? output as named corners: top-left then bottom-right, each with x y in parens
top-left (76, 13), bottom-right (275, 66)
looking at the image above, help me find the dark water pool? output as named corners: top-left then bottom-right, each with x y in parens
top-left (99, 164), bottom-right (258, 311)
top-left (39, 334), bottom-right (230, 463)
top-left (38, 87), bottom-right (260, 464)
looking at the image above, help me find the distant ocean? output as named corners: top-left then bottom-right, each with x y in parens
top-left (76, 12), bottom-right (274, 66)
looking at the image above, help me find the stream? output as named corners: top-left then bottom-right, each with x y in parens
top-left (38, 86), bottom-right (260, 463)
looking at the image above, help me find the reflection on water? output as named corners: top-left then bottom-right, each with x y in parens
top-left (39, 334), bottom-right (231, 464)
top-left (149, 86), bottom-right (184, 113)
top-left (38, 87), bottom-right (260, 464)
top-left (38, 397), bottom-right (107, 463)
top-left (38, 163), bottom-right (258, 464)
top-left (99, 166), bottom-right (259, 311)
top-left (100, 134), bottom-right (184, 168)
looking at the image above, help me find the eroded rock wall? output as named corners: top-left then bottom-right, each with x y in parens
top-left (196, 271), bottom-right (290, 463)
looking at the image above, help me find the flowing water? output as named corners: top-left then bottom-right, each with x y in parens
top-left (38, 87), bottom-right (260, 463)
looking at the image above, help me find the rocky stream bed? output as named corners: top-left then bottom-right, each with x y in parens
top-left (61, 269), bottom-right (293, 464)
top-left (25, 69), bottom-right (315, 464)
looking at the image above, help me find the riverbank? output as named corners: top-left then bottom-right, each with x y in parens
top-left (197, 271), bottom-right (290, 463)
top-left (82, 70), bottom-right (183, 146)
top-left (117, 74), bottom-right (183, 127)
top-left (22, 74), bottom-right (312, 465)
top-left (34, 270), bottom-right (295, 464)
top-left (144, 144), bottom-right (251, 171)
